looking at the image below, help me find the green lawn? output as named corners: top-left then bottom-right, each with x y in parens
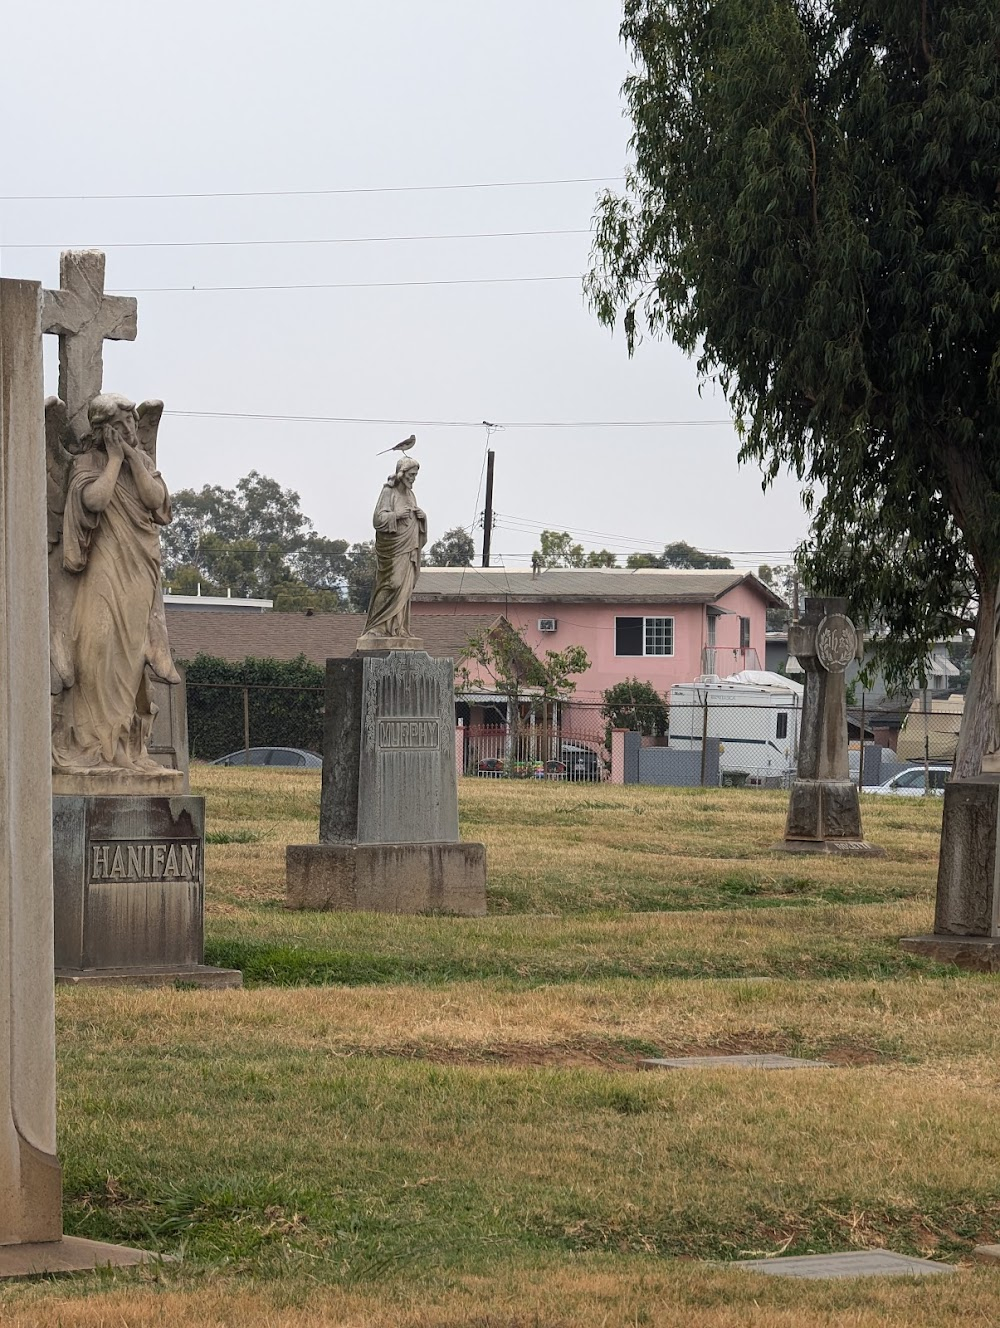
top-left (5, 770), bottom-right (998, 1328)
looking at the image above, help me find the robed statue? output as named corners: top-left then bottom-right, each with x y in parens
top-left (46, 391), bottom-right (181, 780)
top-left (361, 456), bottom-right (427, 643)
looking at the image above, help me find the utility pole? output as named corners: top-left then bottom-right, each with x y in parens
top-left (481, 421), bottom-right (500, 567)
top-left (482, 451), bottom-right (495, 567)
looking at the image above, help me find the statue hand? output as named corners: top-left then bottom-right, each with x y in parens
top-left (104, 428), bottom-right (125, 461)
top-left (413, 508), bottom-right (426, 520)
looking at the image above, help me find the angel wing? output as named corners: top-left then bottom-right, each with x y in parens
top-left (45, 396), bottom-right (79, 696)
top-left (44, 396), bottom-right (74, 553)
top-left (136, 399), bottom-right (164, 464)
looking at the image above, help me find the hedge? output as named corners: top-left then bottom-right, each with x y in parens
top-left (181, 653), bottom-right (325, 759)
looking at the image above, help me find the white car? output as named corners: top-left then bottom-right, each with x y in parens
top-left (868, 765), bottom-right (950, 796)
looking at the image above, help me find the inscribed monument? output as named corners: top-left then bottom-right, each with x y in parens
top-left (778, 597), bottom-right (881, 855)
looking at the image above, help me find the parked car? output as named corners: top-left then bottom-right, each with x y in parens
top-left (212, 746), bottom-right (322, 768)
top-left (559, 742), bottom-right (604, 782)
top-left (867, 765), bottom-right (950, 796)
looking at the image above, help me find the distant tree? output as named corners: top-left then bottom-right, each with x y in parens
top-left (162, 472), bottom-right (352, 606)
top-left (532, 530), bottom-right (587, 569)
top-left (601, 677), bottom-right (669, 748)
top-left (661, 541), bottom-right (733, 570)
top-left (427, 527), bottom-right (475, 567)
top-left (458, 622), bottom-right (590, 755)
top-left (626, 543), bottom-right (732, 570)
top-left (345, 542), bottom-right (377, 614)
top-left (584, 548), bottom-right (618, 568)
top-left (757, 563), bottom-right (798, 632)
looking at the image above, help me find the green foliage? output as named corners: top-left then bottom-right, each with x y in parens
top-left (601, 678), bottom-right (669, 749)
top-left (458, 623), bottom-right (590, 746)
top-left (588, 0), bottom-right (1000, 770)
top-left (182, 654), bottom-right (325, 759)
top-left (585, 548), bottom-right (618, 567)
top-left (345, 541), bottom-right (376, 613)
top-left (532, 530), bottom-right (587, 568)
top-left (162, 471), bottom-right (357, 608)
top-left (427, 527), bottom-right (476, 567)
top-left (626, 543), bottom-right (732, 569)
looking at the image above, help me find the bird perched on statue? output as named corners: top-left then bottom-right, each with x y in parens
top-left (377, 433), bottom-right (416, 456)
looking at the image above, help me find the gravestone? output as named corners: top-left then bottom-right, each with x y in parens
top-left (0, 275), bottom-right (149, 1275)
top-left (899, 775), bottom-right (1000, 970)
top-left (286, 458), bottom-right (486, 914)
top-left (777, 598), bottom-right (882, 855)
top-left (42, 251), bottom-right (238, 987)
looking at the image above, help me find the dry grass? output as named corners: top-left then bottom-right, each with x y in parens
top-left (3, 770), bottom-right (994, 1326)
top-left (196, 768), bottom-right (943, 915)
top-left (6, 1263), bottom-right (1000, 1328)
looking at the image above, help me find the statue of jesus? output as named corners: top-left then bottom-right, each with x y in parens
top-left (362, 456), bottom-right (427, 641)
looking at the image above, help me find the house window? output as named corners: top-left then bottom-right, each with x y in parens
top-left (615, 616), bottom-right (674, 657)
top-left (739, 616), bottom-right (751, 649)
top-left (776, 712), bottom-right (788, 740)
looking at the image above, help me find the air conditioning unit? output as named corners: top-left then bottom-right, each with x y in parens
top-left (538, 618), bottom-right (558, 633)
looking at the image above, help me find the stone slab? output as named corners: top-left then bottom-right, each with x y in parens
top-left (286, 841), bottom-right (487, 915)
top-left (899, 934), bottom-right (1000, 972)
top-left (55, 964), bottom-right (242, 988)
top-left (774, 838), bottom-right (884, 857)
top-left (730, 1250), bottom-right (955, 1279)
top-left (0, 1236), bottom-right (156, 1278)
top-left (933, 776), bottom-right (1000, 935)
top-left (0, 276), bottom-right (63, 1247)
top-left (973, 1244), bottom-right (1000, 1263)
top-left (355, 633), bottom-right (424, 653)
top-left (639, 1055), bottom-right (831, 1071)
top-left (53, 795), bottom-right (205, 971)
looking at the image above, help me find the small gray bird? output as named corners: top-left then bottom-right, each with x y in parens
top-left (377, 433), bottom-right (416, 456)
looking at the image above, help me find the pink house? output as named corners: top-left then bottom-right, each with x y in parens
top-left (412, 568), bottom-right (785, 735)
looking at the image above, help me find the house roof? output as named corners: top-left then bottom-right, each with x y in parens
top-left (165, 609), bottom-right (503, 668)
top-left (412, 566), bottom-right (786, 607)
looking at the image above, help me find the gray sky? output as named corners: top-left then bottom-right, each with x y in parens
top-left (1, 0), bottom-right (811, 570)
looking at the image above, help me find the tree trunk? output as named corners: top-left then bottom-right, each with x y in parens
top-left (954, 574), bottom-right (999, 779)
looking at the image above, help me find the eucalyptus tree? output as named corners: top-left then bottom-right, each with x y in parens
top-left (588, 0), bottom-right (1000, 774)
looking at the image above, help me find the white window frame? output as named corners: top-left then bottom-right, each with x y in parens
top-left (615, 615), bottom-right (675, 657)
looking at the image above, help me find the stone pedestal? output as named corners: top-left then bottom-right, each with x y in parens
top-left (900, 775), bottom-right (1000, 971)
top-left (52, 795), bottom-right (241, 987)
top-left (286, 651), bottom-right (487, 915)
top-left (776, 598), bottom-right (882, 856)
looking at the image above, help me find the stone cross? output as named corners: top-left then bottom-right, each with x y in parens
top-left (780, 596), bottom-right (881, 854)
top-left (41, 250), bottom-right (137, 441)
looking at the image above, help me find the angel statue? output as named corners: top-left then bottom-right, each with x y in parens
top-left (46, 391), bottom-right (181, 782)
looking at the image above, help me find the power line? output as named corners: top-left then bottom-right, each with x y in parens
top-left (0, 174), bottom-right (624, 203)
top-left (111, 274), bottom-right (581, 293)
top-left (164, 410), bottom-right (735, 428)
top-left (2, 227), bottom-right (592, 251)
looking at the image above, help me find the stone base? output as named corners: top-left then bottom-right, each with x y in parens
top-left (0, 1236), bottom-right (156, 1279)
top-left (774, 837), bottom-right (885, 857)
top-left (286, 841), bottom-right (487, 915)
top-left (899, 934), bottom-right (1000, 972)
top-left (784, 777), bottom-right (868, 838)
top-left (53, 767), bottom-right (185, 796)
top-left (56, 964), bottom-right (242, 988)
top-left (354, 633), bottom-right (424, 653)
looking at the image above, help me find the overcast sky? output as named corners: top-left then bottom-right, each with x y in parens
top-left (1, 0), bottom-right (811, 571)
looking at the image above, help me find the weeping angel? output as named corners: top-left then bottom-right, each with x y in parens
top-left (46, 391), bottom-right (181, 778)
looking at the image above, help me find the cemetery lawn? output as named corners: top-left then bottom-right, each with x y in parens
top-left (9, 769), bottom-right (1000, 1327)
